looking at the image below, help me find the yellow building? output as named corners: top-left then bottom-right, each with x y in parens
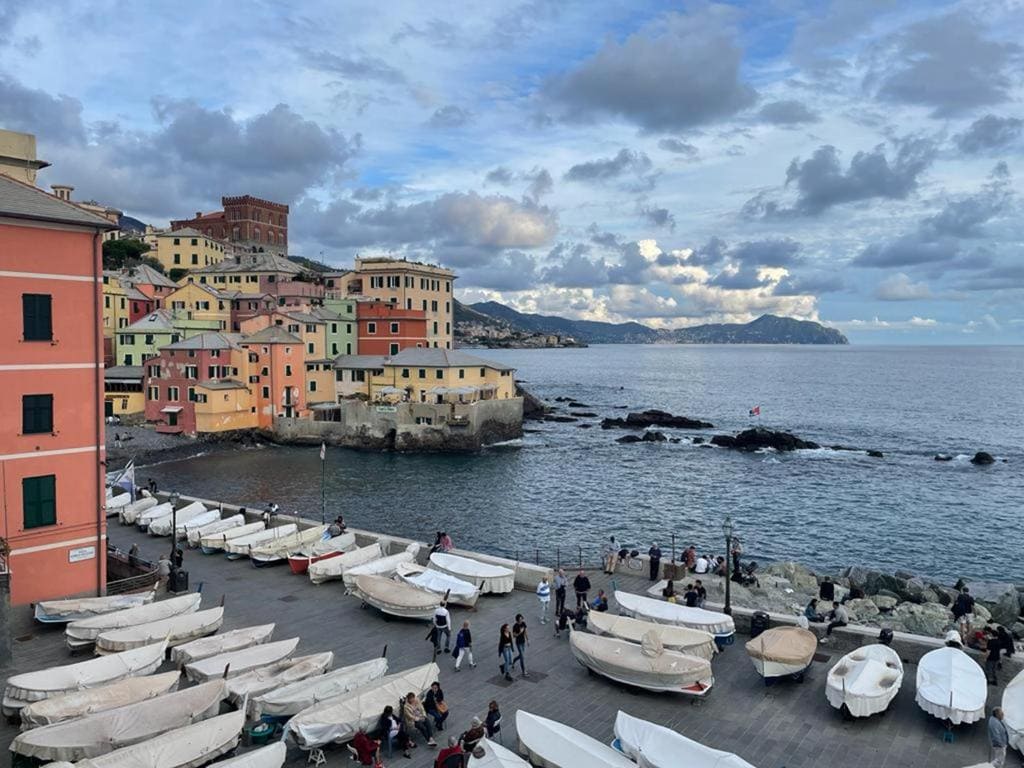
top-left (327, 257), bottom-right (455, 350)
top-left (104, 366), bottom-right (145, 417)
top-left (163, 282), bottom-right (230, 331)
top-left (153, 228), bottom-right (230, 273)
top-left (187, 252), bottom-right (304, 294)
top-left (193, 380), bottom-right (255, 433)
top-left (0, 128), bottom-right (50, 185)
top-left (101, 271), bottom-right (130, 337)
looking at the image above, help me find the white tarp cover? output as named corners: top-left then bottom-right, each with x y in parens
top-left (224, 524), bottom-right (298, 556)
top-left (3, 641), bottom-right (168, 713)
top-left (184, 637), bottom-right (300, 682)
top-left (72, 709), bottom-right (244, 768)
top-left (352, 575), bottom-right (440, 619)
top-left (249, 526), bottom-right (327, 561)
top-left (187, 515), bottom-right (244, 547)
top-left (174, 510), bottom-right (221, 539)
top-left (587, 612), bottom-right (717, 661)
top-left (10, 680), bottom-right (227, 761)
top-left (614, 591), bottom-right (735, 637)
top-left (1001, 667), bottom-right (1024, 751)
top-left (307, 532), bottom-right (356, 556)
top-left (201, 522), bottom-right (265, 551)
top-left (284, 662), bottom-right (437, 748)
top-left (66, 594), bottom-right (202, 647)
top-left (467, 739), bottom-right (532, 767)
top-left (170, 624), bottom-right (275, 668)
top-left (208, 742), bottom-right (285, 768)
top-left (18, 672), bottom-right (180, 728)
top-left (342, 545), bottom-right (421, 588)
top-left (106, 493), bottom-right (131, 510)
top-left (569, 631), bottom-right (712, 693)
top-left (745, 627), bottom-right (817, 678)
top-left (96, 607), bottom-right (224, 653)
top-left (147, 504), bottom-right (209, 536)
top-left (396, 563), bottom-right (480, 606)
top-left (119, 496), bottom-right (157, 525)
top-left (614, 711), bottom-right (755, 768)
top-left (515, 711), bottom-right (634, 768)
top-left (826, 644), bottom-right (904, 718)
top-left (224, 651), bottom-right (334, 709)
top-left (915, 647), bottom-right (987, 724)
top-left (134, 502), bottom-right (173, 528)
top-left (35, 592), bottom-right (155, 624)
top-left (251, 657), bottom-right (388, 720)
top-left (429, 552), bottom-right (514, 594)
top-left (309, 543), bottom-right (382, 585)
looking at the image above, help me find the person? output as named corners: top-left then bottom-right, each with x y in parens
top-left (484, 700), bottom-right (501, 740)
top-left (512, 613), bottom-right (528, 676)
top-left (731, 539), bottom-right (743, 575)
top-left (536, 577), bottom-right (551, 624)
top-left (573, 569), bottom-right (590, 608)
top-left (430, 532), bottom-right (444, 555)
top-left (351, 728), bottom-right (381, 767)
top-left (985, 629), bottom-right (1002, 685)
top-left (591, 590), bottom-right (608, 612)
top-left (433, 601), bottom-right (452, 654)
top-left (819, 575), bottom-right (835, 603)
top-left (695, 579), bottom-right (707, 608)
top-left (825, 601), bottom-right (849, 639)
top-left (804, 599), bottom-right (824, 623)
top-left (156, 554), bottom-right (171, 591)
top-left (328, 515), bottom-right (346, 537)
top-left (378, 705), bottom-right (412, 759)
top-left (434, 736), bottom-right (462, 768)
top-left (553, 568), bottom-right (567, 616)
top-left (460, 716), bottom-right (486, 753)
top-left (114, 433), bottom-right (122, 448)
top-left (454, 620), bottom-right (476, 670)
top-left (424, 681), bottom-right (449, 731)
top-left (683, 584), bottom-right (698, 608)
top-left (996, 624), bottom-right (1015, 658)
top-left (989, 707), bottom-right (1009, 768)
top-left (554, 607), bottom-right (572, 638)
top-left (426, 622), bottom-right (442, 658)
top-left (714, 556), bottom-right (727, 576)
top-left (952, 587), bottom-right (975, 625)
top-left (647, 543), bottom-right (662, 581)
top-left (439, 532), bottom-right (454, 552)
top-left (662, 579), bottom-right (676, 603)
top-left (128, 543), bottom-right (140, 569)
top-left (172, 547), bottom-right (184, 569)
top-left (603, 536), bottom-right (617, 574)
top-left (147, 478), bottom-right (157, 494)
top-left (694, 553), bottom-right (709, 574)
top-left (403, 691), bottom-right (437, 747)
top-left (573, 604), bottom-right (589, 630)
top-left (498, 624), bottom-right (514, 681)
top-left (684, 545), bottom-right (697, 572)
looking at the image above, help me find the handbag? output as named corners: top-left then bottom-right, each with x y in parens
top-left (436, 701), bottom-right (448, 714)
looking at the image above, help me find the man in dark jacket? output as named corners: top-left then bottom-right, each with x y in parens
top-left (819, 576), bottom-right (835, 603)
top-left (573, 570), bottom-right (591, 608)
top-left (647, 543), bottom-right (662, 581)
top-left (952, 588), bottom-right (975, 623)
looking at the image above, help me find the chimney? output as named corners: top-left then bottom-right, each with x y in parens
top-left (51, 184), bottom-right (74, 202)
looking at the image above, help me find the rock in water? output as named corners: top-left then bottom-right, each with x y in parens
top-left (711, 427), bottom-right (820, 452)
top-left (970, 451), bottom-right (995, 465)
top-left (641, 431), bottom-right (667, 442)
top-left (934, 454), bottom-right (954, 462)
top-left (602, 410), bottom-right (714, 430)
top-left (964, 581), bottom-right (1021, 625)
top-left (867, 450), bottom-right (884, 458)
top-left (616, 435), bottom-right (642, 444)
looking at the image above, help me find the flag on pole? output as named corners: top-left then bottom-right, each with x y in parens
top-left (319, 442), bottom-right (326, 461)
top-left (114, 461), bottom-right (136, 501)
top-left (749, 406), bottom-right (761, 417)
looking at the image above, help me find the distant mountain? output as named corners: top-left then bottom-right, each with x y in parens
top-left (460, 300), bottom-right (848, 345)
top-left (118, 214), bottom-right (147, 233)
top-left (287, 255), bottom-right (334, 273)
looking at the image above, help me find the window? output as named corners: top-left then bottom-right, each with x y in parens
top-left (445, 322), bottom-right (450, 334)
top-left (406, 298), bottom-right (412, 310)
top-left (307, 342), bottom-right (314, 354)
top-left (431, 300), bottom-right (438, 312)
top-left (309, 380), bottom-right (317, 392)
top-left (104, 295), bottom-right (110, 309)
top-left (436, 369), bottom-right (443, 379)
top-left (173, 254), bottom-right (181, 264)
top-left (207, 365), bottom-right (217, 379)
top-left (367, 322), bottom-right (376, 334)
top-left (168, 386), bottom-right (179, 401)
top-left (119, 334), bottom-right (132, 346)
top-left (401, 368), bottom-right (410, 379)
top-left (261, 367), bottom-right (269, 376)
top-left (148, 385), bottom-right (159, 400)
top-left (418, 368), bottom-right (426, 379)
top-left (346, 343), bottom-right (352, 354)
top-left (480, 368), bottom-right (485, 376)
top-left (188, 387), bottom-right (196, 401)
top-left (285, 365), bottom-right (292, 376)
top-left (445, 301), bottom-right (450, 313)
top-left (331, 343), bottom-right (338, 355)
top-left (22, 394), bottom-right (53, 434)
top-left (390, 343), bottom-right (399, 355)
top-left (184, 365), bottom-right (198, 379)
top-left (458, 369), bottom-right (465, 379)
top-left (210, 349), bottom-right (220, 358)
top-left (144, 334), bottom-right (154, 345)
top-left (306, 324), bottom-right (316, 333)
top-left (173, 237), bottom-right (180, 245)
top-left (346, 323), bottom-right (352, 333)
top-left (123, 354), bottom-right (133, 366)
top-left (190, 238), bottom-right (198, 246)
top-left (433, 321), bottom-right (438, 334)
top-left (262, 386), bottom-right (270, 398)
top-left (422, 299), bottom-right (427, 311)
top-left (415, 416), bottom-right (434, 425)
top-left (23, 475), bottom-right (56, 529)
top-left (390, 322), bottom-right (399, 333)
top-left (191, 254), bottom-right (198, 265)
top-left (148, 364), bottom-right (161, 378)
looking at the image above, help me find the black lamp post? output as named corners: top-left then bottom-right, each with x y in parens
top-left (169, 492), bottom-right (180, 562)
top-left (722, 515), bottom-right (734, 615)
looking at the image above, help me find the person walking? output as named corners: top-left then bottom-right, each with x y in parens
top-left (512, 613), bottom-right (529, 677)
top-left (989, 707), bottom-right (1009, 768)
top-left (157, 554), bottom-right (172, 592)
top-left (553, 568), bottom-right (567, 616)
top-left (647, 543), bottom-right (662, 581)
top-left (536, 577), bottom-right (551, 624)
top-left (453, 621), bottom-right (476, 671)
top-left (433, 601), bottom-right (452, 654)
top-left (573, 569), bottom-right (590, 608)
top-left (498, 624), bottom-right (514, 681)
top-left (603, 536), bottom-right (617, 574)
top-left (484, 700), bottom-right (502, 741)
top-left (426, 623), bottom-right (442, 658)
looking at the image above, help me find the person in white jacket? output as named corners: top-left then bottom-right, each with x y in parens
top-left (536, 577), bottom-right (551, 624)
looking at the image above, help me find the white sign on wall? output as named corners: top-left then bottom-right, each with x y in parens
top-left (68, 546), bottom-right (96, 563)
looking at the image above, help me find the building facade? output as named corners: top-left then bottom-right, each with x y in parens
top-left (356, 301), bottom-right (428, 356)
top-left (152, 228), bottom-right (229, 273)
top-left (187, 252), bottom-right (305, 294)
top-left (171, 195), bottom-right (288, 254)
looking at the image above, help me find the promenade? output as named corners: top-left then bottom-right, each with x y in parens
top-left (2, 523), bottom-right (1014, 768)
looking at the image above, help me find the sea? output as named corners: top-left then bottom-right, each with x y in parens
top-left (141, 345), bottom-right (1023, 584)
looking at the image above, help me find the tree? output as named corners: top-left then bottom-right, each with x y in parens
top-left (102, 238), bottom-right (161, 272)
top-left (168, 268), bottom-right (189, 283)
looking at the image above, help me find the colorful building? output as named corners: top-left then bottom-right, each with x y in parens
top-left (104, 366), bottom-right (145, 418)
top-left (171, 195), bottom-right (288, 254)
top-left (356, 301), bottom-right (428, 356)
top-left (0, 173), bottom-right (115, 605)
top-left (124, 286), bottom-right (156, 324)
top-left (101, 272), bottom-right (130, 337)
top-left (119, 263), bottom-right (177, 302)
top-left (240, 326), bottom-right (307, 426)
top-left (163, 281), bottom-right (230, 332)
top-left (187, 252), bottom-right (305, 294)
top-left (225, 291), bottom-right (276, 332)
top-left (320, 299), bottom-right (357, 357)
top-left (115, 309), bottom-right (184, 367)
top-left (152, 228), bottom-right (230, 273)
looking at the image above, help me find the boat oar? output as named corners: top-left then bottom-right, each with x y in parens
top-left (380, 644), bottom-right (388, 659)
top-left (222, 663), bottom-right (231, 679)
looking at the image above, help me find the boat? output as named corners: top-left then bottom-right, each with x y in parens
top-left (341, 544), bottom-right (421, 589)
top-left (569, 629), bottom-right (713, 695)
top-left (395, 562), bottom-right (480, 607)
top-left (516, 710), bottom-right (635, 768)
top-left (466, 739), bottom-right (532, 767)
top-left (147, 503), bottom-right (209, 536)
top-left (65, 593), bottom-right (202, 650)
top-left (287, 533), bottom-right (357, 574)
top-left (308, 542), bottom-right (383, 585)
top-left (106, 492), bottom-right (131, 512)
top-left (613, 711), bottom-right (755, 768)
top-left (173, 509), bottom-right (221, 540)
top-left (18, 672), bottom-right (181, 729)
top-left (10, 680), bottom-right (226, 762)
top-left (826, 644), bottom-right (904, 717)
top-left (587, 611), bottom-right (717, 661)
top-left (200, 521), bottom-right (265, 554)
top-left (133, 502), bottom-right (173, 531)
top-left (70, 709), bottom-right (244, 768)
top-left (351, 574), bottom-right (441, 620)
top-left (283, 662), bottom-right (438, 748)
top-left (915, 646), bottom-right (987, 724)
top-left (614, 591), bottom-right (736, 640)
top-left (249, 525), bottom-right (329, 568)
top-left (250, 657), bottom-right (388, 720)
top-left (119, 496), bottom-right (157, 525)
top-left (2, 640), bottom-right (167, 717)
top-left (209, 742), bottom-right (286, 768)
top-left (183, 637), bottom-right (300, 682)
top-left (429, 552), bottom-right (514, 595)
top-left (34, 591), bottom-right (156, 625)
top-left (744, 626), bottom-right (817, 682)
top-left (170, 624), bottom-right (275, 668)
top-left (1003, 668), bottom-right (1024, 752)
top-left (187, 514), bottom-right (243, 547)
top-left (223, 524), bottom-right (298, 560)
top-left (225, 651), bottom-right (334, 711)
top-left (95, 607), bottom-right (225, 654)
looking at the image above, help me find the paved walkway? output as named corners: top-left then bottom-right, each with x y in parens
top-left (3, 523), bottom-right (1017, 768)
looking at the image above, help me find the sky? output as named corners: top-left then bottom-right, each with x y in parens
top-left (1, 0), bottom-right (1022, 344)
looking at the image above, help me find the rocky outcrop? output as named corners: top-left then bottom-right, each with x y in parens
top-left (601, 410), bottom-right (714, 430)
top-left (617, 431), bottom-right (667, 444)
top-left (711, 427), bottom-right (820, 451)
top-left (934, 454), bottom-right (954, 461)
top-left (763, 561), bottom-right (818, 591)
top-left (971, 451), bottom-right (996, 465)
top-left (570, 411), bottom-right (597, 417)
top-left (516, 383), bottom-right (549, 420)
top-left (544, 415), bottom-right (579, 423)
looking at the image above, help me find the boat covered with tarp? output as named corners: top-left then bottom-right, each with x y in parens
top-left (308, 543), bottom-right (383, 585)
top-left (395, 563), bottom-right (480, 607)
top-left (147, 504), bottom-right (211, 537)
top-left (915, 647), bottom-right (987, 725)
top-left (588, 611), bottom-right (716, 661)
top-left (200, 522), bottom-right (265, 554)
top-left (614, 591), bottom-right (735, 639)
top-left (187, 515), bottom-right (244, 548)
top-left (516, 710), bottom-right (634, 768)
top-left (744, 626), bottom-right (817, 681)
top-left (249, 525), bottom-right (328, 567)
top-left (208, 742), bottom-right (286, 768)
top-left (224, 524), bottom-right (298, 559)
top-left (65, 593), bottom-right (202, 649)
top-left (826, 644), bottom-right (904, 717)
top-left (466, 739), bottom-right (531, 767)
top-left (224, 651), bottom-right (334, 710)
top-left (569, 629), bottom-right (713, 695)
top-left (183, 637), bottom-right (300, 682)
top-left (18, 672), bottom-right (180, 729)
top-left (428, 552), bottom-right (514, 595)
top-left (133, 502), bottom-right (173, 531)
top-left (35, 592), bottom-right (156, 625)
top-left (351, 574), bottom-right (441, 620)
top-left (118, 496), bottom-right (157, 525)
top-left (249, 657), bottom-right (388, 720)
top-left (95, 607), bottom-right (224, 654)
top-left (341, 544), bottom-right (421, 589)
top-left (287, 533), bottom-right (357, 574)
top-left (613, 711), bottom-right (755, 768)
top-left (1003, 668), bottom-right (1024, 752)
top-left (170, 624), bottom-right (275, 668)
top-left (172, 509), bottom-right (221, 540)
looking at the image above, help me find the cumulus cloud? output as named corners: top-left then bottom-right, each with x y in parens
top-left (773, 273), bottom-right (845, 296)
top-left (428, 105), bottom-right (473, 129)
top-left (955, 115), bottom-right (1023, 154)
top-left (458, 250), bottom-right (539, 291)
top-left (709, 265), bottom-right (769, 290)
top-left (731, 238), bottom-right (802, 267)
top-left (657, 138), bottom-right (699, 159)
top-left (757, 100), bottom-right (820, 126)
top-left (876, 272), bottom-right (932, 301)
top-left (639, 205), bottom-right (676, 231)
top-left (564, 148), bottom-right (652, 183)
top-left (0, 75), bottom-right (86, 143)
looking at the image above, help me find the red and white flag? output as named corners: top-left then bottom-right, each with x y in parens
top-left (749, 406), bottom-right (761, 417)
top-left (319, 442), bottom-right (326, 461)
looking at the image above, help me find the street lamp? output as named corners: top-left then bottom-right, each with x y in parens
top-left (168, 492), bottom-right (180, 560)
top-left (722, 515), bottom-right (734, 615)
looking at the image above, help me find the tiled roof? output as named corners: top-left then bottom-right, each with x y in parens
top-left (332, 354), bottom-right (387, 369)
top-left (386, 347), bottom-right (514, 370)
top-left (164, 332), bottom-right (238, 351)
top-left (310, 307), bottom-right (342, 321)
top-left (0, 175), bottom-right (118, 229)
top-left (158, 227), bottom-right (205, 238)
top-left (124, 286), bottom-right (150, 301)
top-left (124, 309), bottom-right (176, 332)
top-left (191, 253), bottom-right (302, 275)
top-left (104, 366), bottom-right (144, 380)
top-left (198, 379), bottom-right (249, 391)
top-left (284, 311), bottom-right (325, 324)
top-left (241, 325), bottom-right (302, 344)
top-left (124, 263), bottom-right (177, 288)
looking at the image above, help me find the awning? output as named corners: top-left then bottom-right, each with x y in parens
top-left (161, 406), bottom-right (184, 413)
top-left (379, 386), bottom-right (405, 394)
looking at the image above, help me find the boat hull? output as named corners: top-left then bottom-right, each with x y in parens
top-left (288, 550), bottom-right (342, 575)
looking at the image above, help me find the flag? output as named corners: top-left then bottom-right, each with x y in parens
top-left (114, 461), bottom-right (135, 502)
top-left (319, 442), bottom-right (326, 461)
top-left (749, 406), bottom-right (761, 417)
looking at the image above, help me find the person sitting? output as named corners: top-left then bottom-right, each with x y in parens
top-left (403, 692), bottom-right (437, 747)
top-left (351, 728), bottom-right (382, 767)
top-left (377, 705), bottom-right (412, 759)
top-left (440, 532), bottom-right (454, 552)
top-left (434, 736), bottom-right (463, 768)
top-left (429, 532), bottom-right (444, 555)
top-left (328, 515), bottom-right (346, 537)
top-left (694, 554), bottom-right (709, 574)
top-left (714, 556), bottom-right (727, 576)
top-left (591, 590), bottom-right (609, 612)
top-left (573, 605), bottom-right (589, 630)
top-left (424, 681), bottom-right (449, 731)
top-left (825, 601), bottom-right (849, 639)
top-left (804, 599), bottom-right (825, 623)
top-left (661, 580), bottom-right (676, 603)
top-left (460, 717), bottom-right (486, 753)
top-left (554, 608), bottom-right (572, 638)
top-left (484, 700), bottom-right (501, 740)
top-left (683, 584), bottom-right (699, 608)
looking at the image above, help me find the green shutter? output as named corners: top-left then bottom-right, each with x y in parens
top-left (23, 475), bottom-right (57, 529)
top-left (23, 294), bottom-right (53, 341)
top-left (22, 394), bottom-right (53, 434)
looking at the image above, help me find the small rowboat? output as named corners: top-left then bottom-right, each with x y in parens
top-left (826, 644), bottom-right (904, 717)
top-left (309, 543), bottom-right (383, 585)
top-left (249, 525), bottom-right (328, 568)
top-left (225, 652), bottom-right (334, 712)
top-left (147, 503), bottom-right (209, 536)
top-left (183, 637), bottom-right (300, 683)
top-left (516, 711), bottom-right (634, 768)
top-left (250, 657), bottom-right (387, 721)
top-left (34, 591), bottom-right (156, 625)
top-left (613, 711), bottom-right (756, 768)
top-left (395, 562), bottom-right (480, 608)
top-left (587, 611), bottom-right (717, 661)
top-left (466, 739), bottom-right (532, 767)
top-left (208, 742), bottom-right (286, 768)
top-left (133, 502), bottom-right (173, 532)
top-left (170, 624), bottom-right (275, 668)
top-left (351, 575), bottom-right (441, 620)
top-left (1003, 668), bottom-right (1024, 752)
top-left (614, 591), bottom-right (735, 640)
top-left (569, 629), bottom-right (713, 696)
top-left (174, 509), bottom-right (221, 540)
top-left (341, 544), bottom-right (420, 590)
top-left (65, 593), bottom-right (201, 650)
top-left (200, 521), bottom-right (265, 554)
top-left (187, 514), bottom-right (244, 548)
top-left (95, 607), bottom-right (224, 654)
top-left (224, 524), bottom-right (298, 560)
top-left (745, 626), bottom-right (817, 683)
top-left (119, 496), bottom-right (157, 525)
top-left (287, 533), bottom-right (356, 574)
top-left (18, 672), bottom-right (181, 729)
top-left (429, 552), bottom-right (514, 595)
top-left (915, 647), bottom-right (987, 725)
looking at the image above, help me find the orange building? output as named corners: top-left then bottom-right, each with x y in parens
top-left (356, 301), bottom-right (428, 356)
top-left (240, 326), bottom-right (307, 426)
top-left (0, 174), bottom-right (116, 605)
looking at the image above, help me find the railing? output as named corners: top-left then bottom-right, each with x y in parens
top-left (106, 545), bottom-right (159, 594)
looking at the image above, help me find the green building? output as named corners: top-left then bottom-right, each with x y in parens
top-left (318, 300), bottom-right (357, 357)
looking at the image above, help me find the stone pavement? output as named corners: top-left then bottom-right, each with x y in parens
top-left (3, 523), bottom-right (1019, 768)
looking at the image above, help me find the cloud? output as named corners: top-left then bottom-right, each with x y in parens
top-left (564, 148), bottom-right (652, 183)
top-left (547, 8), bottom-right (756, 132)
top-left (299, 49), bottom-right (406, 84)
top-left (428, 105), bottom-right (473, 129)
top-left (773, 273), bottom-right (845, 296)
top-left (757, 100), bottom-right (820, 126)
top-left (920, 164), bottom-right (1011, 239)
top-left (731, 238), bottom-right (802, 267)
top-left (833, 316), bottom-right (939, 332)
top-left (542, 246), bottom-right (610, 288)
top-left (639, 205), bottom-right (675, 231)
top-left (854, 237), bottom-right (961, 269)
top-left (876, 272), bottom-right (932, 301)
top-left (709, 265), bottom-right (769, 290)
top-left (524, 168), bottom-right (553, 200)
top-left (955, 115), bottom-right (1023, 154)
top-left (458, 250), bottom-right (538, 291)
top-left (687, 236), bottom-right (728, 267)
top-left (0, 75), bottom-right (86, 143)
top-left (485, 167), bottom-right (513, 185)
top-left (657, 138), bottom-right (699, 159)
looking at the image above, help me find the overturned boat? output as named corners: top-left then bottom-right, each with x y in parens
top-left (341, 544), bottom-right (421, 589)
top-left (147, 504), bottom-right (211, 537)
top-left (287, 533), bottom-right (357, 574)
top-left (614, 591), bottom-right (735, 640)
top-left (170, 624), bottom-right (275, 668)
top-left (187, 514), bottom-right (244, 548)
top-left (516, 710), bottom-right (634, 768)
top-left (308, 542), bottom-right (383, 585)
top-left (18, 672), bottom-right (180, 729)
top-left (613, 711), bottom-right (755, 768)
top-left (396, 562), bottom-right (480, 607)
top-left (250, 657), bottom-right (388, 720)
top-left (466, 739), bottom-right (532, 768)
top-left (208, 742), bottom-right (285, 768)
top-left (224, 524), bottom-right (298, 560)
top-left (35, 591), bottom-right (156, 625)
top-left (200, 521), bottom-right (265, 554)
top-left (173, 509), bottom-right (221, 540)
top-left (119, 496), bottom-right (157, 525)
top-left (588, 611), bottom-right (717, 661)
top-left (429, 552), bottom-right (514, 595)
top-left (283, 662), bottom-right (438, 748)
top-left (95, 606), bottom-right (224, 654)
top-left (249, 525), bottom-right (328, 568)
top-left (351, 574), bottom-right (441, 620)
top-left (569, 629), bottom-right (713, 696)
top-left (133, 502), bottom-right (173, 531)
top-left (65, 593), bottom-right (202, 650)
top-left (915, 646), bottom-right (987, 725)
top-left (10, 680), bottom-right (226, 762)
top-left (745, 626), bottom-right (817, 682)
top-left (225, 651), bottom-right (334, 710)
top-left (826, 644), bottom-right (904, 717)
top-left (183, 637), bottom-right (300, 683)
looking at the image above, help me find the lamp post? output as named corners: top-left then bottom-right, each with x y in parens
top-left (722, 515), bottom-right (734, 615)
top-left (168, 492), bottom-right (180, 560)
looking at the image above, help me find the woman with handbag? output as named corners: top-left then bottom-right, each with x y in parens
top-left (424, 681), bottom-right (449, 731)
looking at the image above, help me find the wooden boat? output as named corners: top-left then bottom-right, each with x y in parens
top-left (614, 591), bottom-right (735, 640)
top-left (147, 503), bottom-right (209, 536)
top-left (587, 611), bottom-right (716, 661)
top-left (65, 593), bottom-right (202, 650)
top-left (826, 644), bottom-right (904, 717)
top-left (341, 545), bottom-right (420, 590)
top-left (351, 574), bottom-right (441, 620)
top-left (224, 652), bottom-right (334, 712)
top-left (915, 647), bottom-right (986, 725)
top-left (249, 525), bottom-right (328, 568)
top-left (613, 711), bottom-right (755, 768)
top-left (395, 562), bottom-right (480, 607)
top-left (308, 542), bottom-right (383, 585)
top-left (173, 509), bottom-right (221, 540)
top-left (466, 739), bottom-right (532, 768)
top-left (1003, 667), bottom-right (1024, 752)
top-left (200, 521), bottom-right (265, 554)
top-left (250, 657), bottom-right (388, 721)
top-left (133, 502), bottom-right (173, 531)
top-left (223, 524), bottom-right (298, 560)
top-left (287, 533), bottom-right (356, 574)
top-left (18, 672), bottom-right (180, 729)
top-left (170, 624), bottom-right (275, 668)
top-left (745, 626), bottom-right (817, 682)
top-left (183, 637), bottom-right (300, 683)
top-left (569, 629), bottom-right (713, 696)
top-left (429, 552), bottom-right (514, 594)
top-left (95, 607), bottom-right (224, 654)
top-left (516, 711), bottom-right (634, 768)
top-left (187, 514), bottom-right (244, 548)
top-left (34, 591), bottom-right (156, 625)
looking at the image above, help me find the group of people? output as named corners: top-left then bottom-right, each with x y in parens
top-left (645, 541), bottom-right (735, 582)
top-left (429, 532), bottom-right (455, 555)
top-left (660, 579), bottom-right (707, 608)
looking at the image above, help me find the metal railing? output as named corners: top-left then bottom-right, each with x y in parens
top-left (106, 546), bottom-right (159, 595)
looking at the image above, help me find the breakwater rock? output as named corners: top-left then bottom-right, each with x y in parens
top-left (601, 409), bottom-right (714, 430)
top-left (711, 427), bottom-right (820, 451)
top-left (617, 431), bottom-right (667, 444)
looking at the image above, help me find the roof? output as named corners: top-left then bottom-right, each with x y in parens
top-left (0, 175), bottom-right (118, 229)
top-left (124, 286), bottom-right (150, 301)
top-left (158, 227), bottom-right (205, 238)
top-left (104, 366), bottom-right (144, 380)
top-left (169, 280), bottom-right (226, 299)
top-left (124, 309), bottom-right (176, 332)
top-left (124, 263), bottom-right (177, 288)
top-left (197, 379), bottom-right (249, 391)
top-left (163, 332), bottom-right (238, 351)
top-left (242, 325), bottom-right (302, 344)
top-left (387, 347), bottom-right (514, 371)
top-left (191, 252), bottom-right (303, 275)
top-left (283, 311), bottom-right (325, 324)
top-left (310, 307), bottom-right (342, 321)
top-left (333, 354), bottom-right (387, 369)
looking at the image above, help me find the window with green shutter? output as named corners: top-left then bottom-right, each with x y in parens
top-left (23, 294), bottom-right (53, 341)
top-left (23, 475), bottom-right (56, 529)
top-left (22, 394), bottom-right (53, 434)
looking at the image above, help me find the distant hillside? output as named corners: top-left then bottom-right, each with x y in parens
top-left (461, 301), bottom-right (848, 345)
top-left (118, 214), bottom-right (147, 233)
top-left (288, 255), bottom-right (334, 273)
